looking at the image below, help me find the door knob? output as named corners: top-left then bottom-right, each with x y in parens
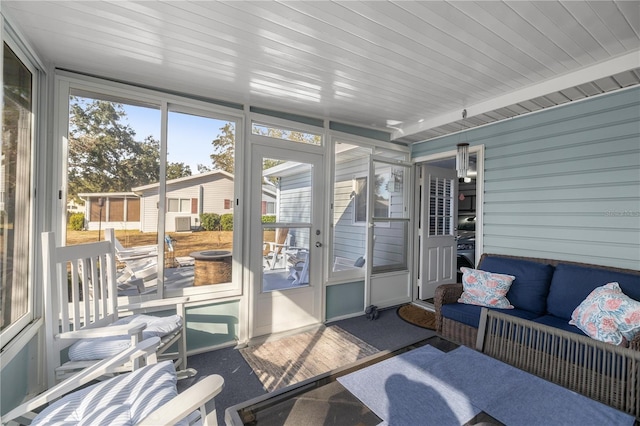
top-left (315, 242), bottom-right (322, 248)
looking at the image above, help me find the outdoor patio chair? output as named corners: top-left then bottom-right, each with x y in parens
top-left (116, 234), bottom-right (195, 294)
top-left (113, 237), bottom-right (158, 261)
top-left (41, 229), bottom-right (195, 388)
top-left (263, 227), bottom-right (290, 270)
top-left (1, 337), bottom-right (224, 426)
top-left (332, 255), bottom-right (365, 272)
top-left (116, 254), bottom-right (158, 287)
top-left (165, 235), bottom-right (195, 267)
top-left (113, 235), bottom-right (159, 292)
top-left (286, 248), bottom-right (309, 285)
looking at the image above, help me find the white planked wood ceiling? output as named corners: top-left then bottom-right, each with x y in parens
top-left (3, 1), bottom-right (639, 143)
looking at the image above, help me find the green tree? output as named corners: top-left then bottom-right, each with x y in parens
top-left (209, 122), bottom-right (235, 174)
top-left (166, 162), bottom-right (192, 180)
top-left (252, 123), bottom-right (321, 145)
top-left (68, 98), bottom-right (190, 201)
top-left (68, 98), bottom-right (159, 200)
top-left (197, 164), bottom-right (212, 174)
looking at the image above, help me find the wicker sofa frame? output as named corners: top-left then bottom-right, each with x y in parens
top-left (477, 308), bottom-right (640, 420)
top-left (434, 253), bottom-right (640, 351)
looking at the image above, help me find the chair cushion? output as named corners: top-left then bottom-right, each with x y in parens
top-left (546, 264), bottom-right (640, 320)
top-left (32, 361), bottom-right (189, 426)
top-left (531, 315), bottom-right (585, 336)
top-left (479, 256), bottom-right (554, 315)
top-left (458, 267), bottom-right (515, 309)
top-left (441, 303), bottom-right (539, 329)
top-left (569, 282), bottom-right (640, 345)
top-left (68, 314), bottom-right (182, 361)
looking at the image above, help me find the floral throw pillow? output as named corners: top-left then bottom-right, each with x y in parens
top-left (458, 267), bottom-right (515, 309)
top-left (570, 282), bottom-right (640, 345)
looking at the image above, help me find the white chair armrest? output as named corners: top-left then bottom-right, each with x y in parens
top-left (138, 374), bottom-right (225, 426)
top-left (1, 337), bottom-right (161, 425)
top-left (119, 296), bottom-right (189, 313)
top-left (57, 322), bottom-right (146, 340)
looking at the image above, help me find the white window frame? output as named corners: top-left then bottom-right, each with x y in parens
top-left (168, 198), bottom-right (191, 213)
top-left (53, 70), bottom-right (245, 305)
top-left (0, 25), bottom-right (43, 348)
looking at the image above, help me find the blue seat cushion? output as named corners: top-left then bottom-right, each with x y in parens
top-left (531, 315), bottom-right (585, 336)
top-left (546, 264), bottom-right (640, 320)
top-left (479, 256), bottom-right (554, 315)
top-left (441, 303), bottom-right (539, 329)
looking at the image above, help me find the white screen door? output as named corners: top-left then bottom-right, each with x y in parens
top-left (417, 165), bottom-right (457, 299)
top-left (367, 156), bottom-right (412, 308)
top-left (250, 144), bottom-right (323, 338)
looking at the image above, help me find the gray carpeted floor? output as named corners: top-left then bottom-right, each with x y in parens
top-left (178, 305), bottom-right (436, 425)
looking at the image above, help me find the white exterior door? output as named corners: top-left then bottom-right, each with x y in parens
top-left (249, 144), bottom-right (324, 338)
top-left (416, 165), bottom-right (457, 299)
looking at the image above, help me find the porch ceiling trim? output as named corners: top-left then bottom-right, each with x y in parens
top-left (394, 50), bottom-right (640, 143)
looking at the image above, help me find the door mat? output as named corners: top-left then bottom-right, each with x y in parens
top-left (397, 304), bottom-right (436, 330)
top-left (240, 325), bottom-right (379, 392)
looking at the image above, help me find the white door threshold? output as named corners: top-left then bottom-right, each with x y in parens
top-left (411, 299), bottom-right (435, 312)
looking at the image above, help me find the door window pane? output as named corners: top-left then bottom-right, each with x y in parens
top-left (370, 160), bottom-right (410, 273)
top-left (1, 43), bottom-right (33, 332)
top-left (262, 158), bottom-right (312, 291)
top-left (372, 221), bottom-right (408, 273)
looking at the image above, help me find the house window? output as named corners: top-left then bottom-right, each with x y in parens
top-left (224, 199), bottom-right (231, 209)
top-left (261, 200), bottom-right (275, 215)
top-left (354, 177), bottom-right (367, 223)
top-left (1, 42), bottom-right (34, 338)
top-left (168, 198), bottom-right (190, 213)
top-left (265, 201), bottom-right (275, 215)
top-left (354, 172), bottom-right (390, 223)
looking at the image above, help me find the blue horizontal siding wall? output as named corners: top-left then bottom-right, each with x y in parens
top-left (412, 87), bottom-right (640, 270)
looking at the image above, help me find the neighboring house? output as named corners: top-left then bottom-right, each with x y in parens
top-left (77, 192), bottom-right (140, 231)
top-left (66, 199), bottom-right (85, 214)
top-left (80, 171), bottom-right (277, 233)
top-left (133, 170), bottom-right (236, 233)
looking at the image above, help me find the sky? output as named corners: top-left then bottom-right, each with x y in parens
top-left (122, 104), bottom-right (231, 173)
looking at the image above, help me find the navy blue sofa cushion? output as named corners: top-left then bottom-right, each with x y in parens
top-left (532, 315), bottom-right (585, 336)
top-left (546, 263), bottom-right (640, 320)
top-left (479, 256), bottom-right (554, 315)
top-left (441, 303), bottom-right (540, 329)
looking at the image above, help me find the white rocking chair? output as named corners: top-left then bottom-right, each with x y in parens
top-left (1, 337), bottom-right (224, 426)
top-left (41, 229), bottom-right (194, 388)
